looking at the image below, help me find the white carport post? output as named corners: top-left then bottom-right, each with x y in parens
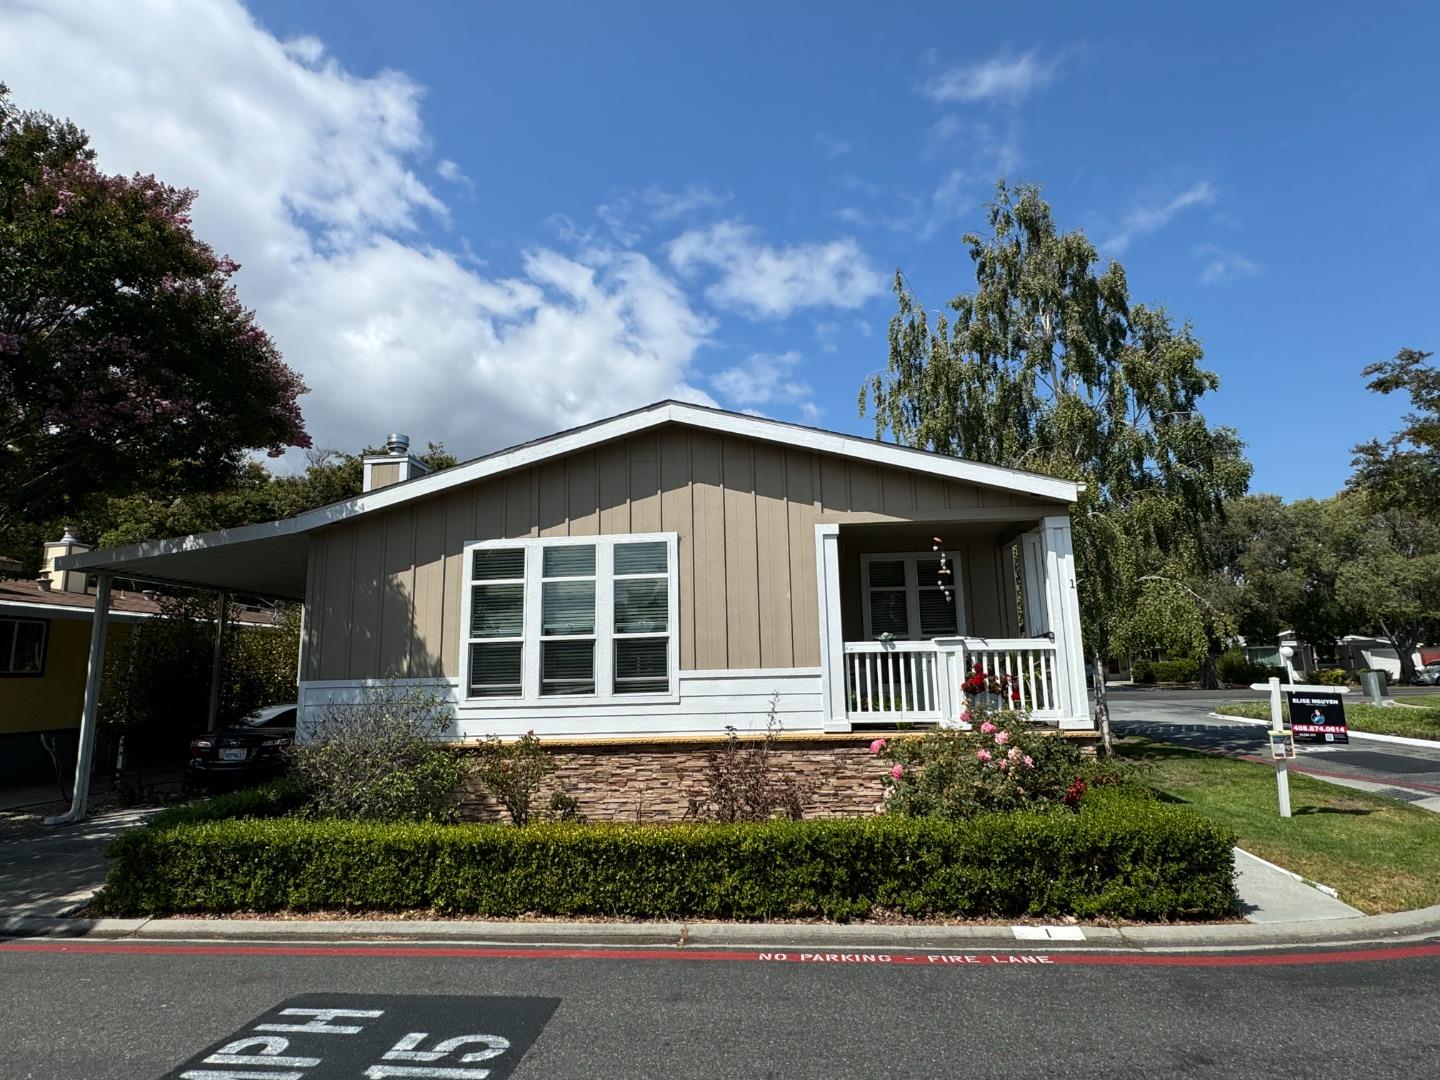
top-left (206, 591), bottom-right (229, 731)
top-left (45, 572), bottom-right (112, 825)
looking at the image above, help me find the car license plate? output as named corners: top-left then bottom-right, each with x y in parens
top-left (219, 748), bottom-right (248, 762)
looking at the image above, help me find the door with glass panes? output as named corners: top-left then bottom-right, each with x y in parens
top-left (860, 553), bottom-right (964, 641)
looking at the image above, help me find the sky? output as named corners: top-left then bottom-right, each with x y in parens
top-left (1, 0), bottom-right (1436, 499)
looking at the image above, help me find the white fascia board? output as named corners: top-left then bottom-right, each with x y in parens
top-left (0, 599), bottom-right (152, 622)
top-left (58, 400), bottom-right (1078, 573)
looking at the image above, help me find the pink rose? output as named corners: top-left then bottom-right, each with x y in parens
top-left (890, 764), bottom-right (904, 780)
top-left (1023, 755), bottom-right (1034, 768)
top-left (980, 721), bottom-right (997, 734)
top-left (976, 748), bottom-right (992, 763)
top-left (959, 709), bottom-right (972, 723)
top-left (1008, 747), bottom-right (1022, 761)
top-left (998, 758), bottom-right (1009, 770)
top-left (994, 731), bottom-right (1010, 746)
top-left (869, 738), bottom-right (887, 755)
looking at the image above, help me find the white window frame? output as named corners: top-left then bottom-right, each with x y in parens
top-left (459, 533), bottom-right (680, 705)
top-left (860, 551), bottom-right (967, 641)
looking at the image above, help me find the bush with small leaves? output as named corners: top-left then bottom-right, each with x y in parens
top-left (289, 681), bottom-right (466, 822)
top-left (471, 732), bottom-right (556, 826)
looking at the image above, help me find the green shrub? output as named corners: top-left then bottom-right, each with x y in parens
top-left (875, 709), bottom-right (1093, 819)
top-left (470, 731), bottom-right (556, 825)
top-left (290, 681), bottom-right (467, 822)
top-left (1310, 668), bottom-right (1350, 686)
top-left (1151, 659), bottom-right (1200, 683)
top-left (1132, 659), bottom-right (1156, 684)
top-left (1216, 650), bottom-right (1266, 685)
top-left (93, 790), bottom-right (1236, 922)
top-left (143, 779), bottom-right (305, 831)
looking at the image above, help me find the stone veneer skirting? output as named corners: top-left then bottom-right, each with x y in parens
top-left (456, 736), bottom-right (891, 824)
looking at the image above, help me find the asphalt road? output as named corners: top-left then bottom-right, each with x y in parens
top-left (1106, 688), bottom-right (1440, 798)
top-left (2, 939), bottom-right (1439, 1079)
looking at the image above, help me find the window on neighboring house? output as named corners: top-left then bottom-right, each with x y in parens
top-left (0, 616), bottom-right (48, 676)
top-left (860, 553), bottom-right (964, 641)
top-left (462, 534), bottom-right (677, 702)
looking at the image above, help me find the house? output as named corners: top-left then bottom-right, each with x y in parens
top-left (53, 401), bottom-right (1092, 818)
top-left (0, 530), bottom-right (276, 788)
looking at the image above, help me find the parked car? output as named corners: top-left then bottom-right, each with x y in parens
top-left (186, 703), bottom-right (297, 789)
top-left (1411, 661), bottom-right (1440, 686)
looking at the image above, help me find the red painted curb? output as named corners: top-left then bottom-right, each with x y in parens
top-left (5, 940), bottom-right (1440, 968)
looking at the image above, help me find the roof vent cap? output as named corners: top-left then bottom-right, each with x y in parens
top-left (385, 433), bottom-right (410, 457)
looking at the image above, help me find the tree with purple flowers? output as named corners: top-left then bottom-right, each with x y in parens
top-left (0, 85), bottom-right (309, 540)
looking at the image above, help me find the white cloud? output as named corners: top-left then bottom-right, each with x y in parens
top-left (1102, 182), bottom-right (1216, 254)
top-left (668, 222), bottom-right (885, 319)
top-left (813, 132), bottom-right (853, 158)
top-left (711, 351), bottom-right (818, 419)
top-left (436, 158), bottom-right (472, 189)
top-left (0, 0), bottom-right (715, 459)
top-left (919, 50), bottom-right (1058, 105)
top-left (1195, 244), bottom-right (1261, 284)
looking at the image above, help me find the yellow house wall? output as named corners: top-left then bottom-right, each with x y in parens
top-left (0, 618), bottom-right (133, 735)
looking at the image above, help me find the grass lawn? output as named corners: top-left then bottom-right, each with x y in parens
top-left (1405, 694), bottom-right (1440, 708)
top-left (1216, 700), bottom-right (1440, 742)
top-left (1117, 737), bottom-right (1440, 914)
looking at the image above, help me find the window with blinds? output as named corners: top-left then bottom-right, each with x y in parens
top-left (860, 553), bottom-right (963, 640)
top-left (462, 534), bottom-right (677, 702)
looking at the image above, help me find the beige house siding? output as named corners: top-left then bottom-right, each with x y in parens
top-left (302, 425), bottom-right (1064, 682)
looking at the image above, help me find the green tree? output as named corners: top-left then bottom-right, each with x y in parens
top-left (861, 181), bottom-right (1250, 738)
top-left (1333, 501), bottom-right (1440, 683)
top-left (1348, 348), bottom-right (1439, 515)
top-left (0, 86), bottom-right (309, 543)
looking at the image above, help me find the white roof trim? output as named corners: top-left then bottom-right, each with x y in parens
top-left (59, 401), bottom-right (1077, 574)
top-left (0, 598), bottom-right (153, 622)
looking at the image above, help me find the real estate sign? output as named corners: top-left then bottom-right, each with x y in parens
top-left (1287, 691), bottom-right (1348, 743)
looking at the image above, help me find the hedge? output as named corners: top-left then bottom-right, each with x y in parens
top-left (96, 789), bottom-right (1236, 922)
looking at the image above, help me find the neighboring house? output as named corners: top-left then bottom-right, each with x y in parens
top-left (1, 529), bottom-right (149, 785)
top-left (56, 402), bottom-right (1091, 755)
top-left (0, 530), bottom-right (274, 787)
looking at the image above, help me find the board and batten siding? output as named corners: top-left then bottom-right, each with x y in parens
top-left (302, 426), bottom-right (1047, 683)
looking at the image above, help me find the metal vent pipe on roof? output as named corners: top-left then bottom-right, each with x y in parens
top-left (386, 433), bottom-right (410, 457)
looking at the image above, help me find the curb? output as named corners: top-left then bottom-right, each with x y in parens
top-left (1205, 712), bottom-right (1440, 749)
top-left (4, 903), bottom-right (1439, 954)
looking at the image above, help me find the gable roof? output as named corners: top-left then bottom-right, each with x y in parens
top-left (57, 400), bottom-right (1079, 599)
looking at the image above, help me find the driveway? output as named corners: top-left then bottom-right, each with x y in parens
top-left (1105, 688), bottom-right (1440, 804)
top-left (0, 809), bottom-right (155, 918)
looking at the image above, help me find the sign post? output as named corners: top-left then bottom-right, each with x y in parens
top-left (1251, 678), bottom-right (1351, 819)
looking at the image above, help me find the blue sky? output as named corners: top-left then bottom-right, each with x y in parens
top-left (3, 1), bottom-right (1437, 498)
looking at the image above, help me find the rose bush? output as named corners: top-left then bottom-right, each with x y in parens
top-left (870, 706), bottom-right (1112, 819)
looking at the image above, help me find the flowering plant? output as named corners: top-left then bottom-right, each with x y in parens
top-left (960, 664), bottom-right (1023, 704)
top-left (874, 705), bottom-right (1091, 819)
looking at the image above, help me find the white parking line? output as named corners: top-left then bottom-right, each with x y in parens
top-left (1012, 926), bottom-right (1086, 941)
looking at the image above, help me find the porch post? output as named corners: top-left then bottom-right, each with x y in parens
top-left (1018, 530), bottom-right (1050, 636)
top-left (1041, 515), bottom-right (1092, 729)
top-left (45, 572), bottom-right (112, 825)
top-left (206, 591), bottom-right (229, 731)
top-left (814, 523), bottom-right (848, 731)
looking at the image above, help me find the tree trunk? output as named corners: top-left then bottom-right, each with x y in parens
top-left (1378, 618), bottom-right (1419, 683)
top-left (1091, 647), bottom-right (1113, 756)
top-left (1199, 650), bottom-right (1221, 690)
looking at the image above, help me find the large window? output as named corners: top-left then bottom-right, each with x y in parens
top-left (462, 534), bottom-right (678, 702)
top-left (0, 617), bottom-right (48, 676)
top-left (860, 553), bottom-right (965, 641)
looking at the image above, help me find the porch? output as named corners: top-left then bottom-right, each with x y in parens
top-left (815, 514), bottom-right (1091, 731)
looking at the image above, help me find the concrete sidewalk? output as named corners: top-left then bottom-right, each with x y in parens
top-left (1233, 847), bottom-right (1363, 923)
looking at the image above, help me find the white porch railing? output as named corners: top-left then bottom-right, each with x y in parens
top-left (843, 641), bottom-right (944, 721)
top-left (844, 637), bottom-right (1063, 724)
